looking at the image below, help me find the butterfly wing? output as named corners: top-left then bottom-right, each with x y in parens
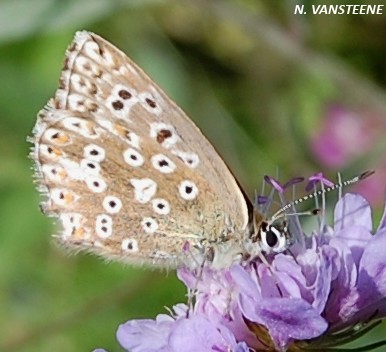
top-left (31, 31), bottom-right (251, 268)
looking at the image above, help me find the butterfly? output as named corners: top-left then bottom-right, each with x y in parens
top-left (30, 31), bottom-right (292, 269)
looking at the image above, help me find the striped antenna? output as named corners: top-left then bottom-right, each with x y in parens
top-left (270, 170), bottom-right (375, 223)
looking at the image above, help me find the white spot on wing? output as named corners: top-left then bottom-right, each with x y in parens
top-left (151, 154), bottom-right (176, 173)
top-left (141, 217), bottom-right (158, 233)
top-left (60, 213), bottom-right (83, 238)
top-left (149, 123), bottom-right (179, 149)
top-left (152, 198), bottom-right (170, 215)
top-left (39, 145), bottom-right (64, 159)
top-left (59, 159), bottom-right (83, 180)
top-left (123, 148), bottom-right (144, 167)
top-left (126, 131), bottom-right (140, 149)
top-left (73, 56), bottom-right (101, 79)
top-left (106, 84), bottom-right (139, 121)
top-left (50, 189), bottom-right (79, 206)
top-left (67, 94), bottom-right (89, 112)
top-left (62, 117), bottom-right (99, 139)
top-left (96, 214), bottom-right (113, 238)
top-left (84, 144), bottom-right (105, 162)
top-left (96, 118), bottom-right (113, 132)
top-left (121, 238), bottom-right (139, 252)
top-left (178, 180), bottom-right (199, 200)
top-left (102, 195), bottom-right (122, 214)
top-left (42, 164), bottom-right (67, 182)
top-left (80, 159), bottom-right (101, 176)
top-left (138, 92), bottom-right (162, 115)
top-left (172, 150), bottom-right (200, 168)
top-left (130, 178), bottom-right (157, 203)
top-left (83, 40), bottom-right (115, 67)
top-left (85, 176), bottom-right (107, 193)
top-left (43, 128), bottom-right (71, 145)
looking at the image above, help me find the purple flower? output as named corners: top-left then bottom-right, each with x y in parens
top-left (305, 172), bottom-right (334, 192)
top-left (117, 310), bottom-right (249, 352)
top-left (117, 314), bottom-right (176, 351)
top-left (310, 105), bottom-right (378, 168)
top-left (100, 181), bottom-right (386, 351)
top-left (263, 176), bottom-right (305, 193)
top-left (309, 104), bottom-right (385, 206)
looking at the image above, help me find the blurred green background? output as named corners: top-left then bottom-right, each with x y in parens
top-left (0, 0), bottom-right (385, 351)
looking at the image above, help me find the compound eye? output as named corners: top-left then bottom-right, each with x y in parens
top-left (260, 224), bottom-right (288, 253)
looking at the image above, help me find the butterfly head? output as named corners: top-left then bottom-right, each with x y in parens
top-left (258, 218), bottom-right (294, 254)
top-left (246, 210), bottom-right (294, 258)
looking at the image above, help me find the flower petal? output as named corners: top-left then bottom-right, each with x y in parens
top-left (239, 295), bottom-right (328, 350)
top-left (358, 228), bottom-right (386, 298)
top-left (334, 226), bottom-right (372, 265)
top-left (325, 238), bottom-right (357, 323)
top-left (169, 315), bottom-right (240, 352)
top-left (334, 193), bottom-right (372, 232)
top-left (116, 315), bottom-right (173, 352)
top-left (231, 264), bottom-right (260, 298)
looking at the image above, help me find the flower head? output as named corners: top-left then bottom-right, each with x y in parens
top-left (311, 105), bottom-right (379, 168)
top-left (101, 175), bottom-right (386, 352)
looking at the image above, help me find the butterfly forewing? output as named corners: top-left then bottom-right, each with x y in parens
top-left (32, 31), bottom-right (250, 268)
